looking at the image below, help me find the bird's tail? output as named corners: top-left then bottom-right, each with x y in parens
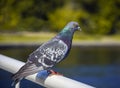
top-left (11, 73), bottom-right (22, 86)
top-left (11, 61), bottom-right (44, 86)
top-left (11, 63), bottom-right (28, 86)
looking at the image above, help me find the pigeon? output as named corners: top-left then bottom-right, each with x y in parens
top-left (12, 21), bottom-right (81, 86)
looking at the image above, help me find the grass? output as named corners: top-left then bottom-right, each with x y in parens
top-left (0, 32), bottom-right (55, 44)
top-left (0, 31), bottom-right (120, 44)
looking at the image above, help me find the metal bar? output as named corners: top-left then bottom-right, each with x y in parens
top-left (0, 54), bottom-right (95, 88)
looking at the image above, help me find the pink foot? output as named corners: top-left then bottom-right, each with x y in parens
top-left (49, 70), bottom-right (63, 76)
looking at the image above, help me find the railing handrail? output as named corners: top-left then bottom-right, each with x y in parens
top-left (0, 54), bottom-right (95, 88)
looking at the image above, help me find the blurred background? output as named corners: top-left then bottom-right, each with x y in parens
top-left (0, 0), bottom-right (120, 88)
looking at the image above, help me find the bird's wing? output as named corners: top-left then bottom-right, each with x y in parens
top-left (28, 38), bottom-right (68, 68)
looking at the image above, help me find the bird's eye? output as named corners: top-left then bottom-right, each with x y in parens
top-left (73, 23), bottom-right (78, 28)
top-left (75, 25), bottom-right (78, 28)
top-left (75, 25), bottom-right (79, 28)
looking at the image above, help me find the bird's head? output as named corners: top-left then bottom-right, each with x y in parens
top-left (58, 21), bottom-right (81, 39)
top-left (64, 21), bottom-right (81, 32)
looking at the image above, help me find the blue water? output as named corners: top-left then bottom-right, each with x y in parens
top-left (0, 65), bottom-right (120, 88)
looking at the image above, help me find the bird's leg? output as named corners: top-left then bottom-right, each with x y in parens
top-left (47, 70), bottom-right (63, 76)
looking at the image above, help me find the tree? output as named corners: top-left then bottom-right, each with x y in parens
top-left (75, 0), bottom-right (120, 34)
top-left (0, 0), bottom-right (120, 34)
top-left (0, 0), bottom-right (65, 32)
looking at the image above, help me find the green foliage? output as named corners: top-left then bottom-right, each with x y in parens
top-left (75, 0), bottom-right (120, 34)
top-left (48, 0), bottom-right (120, 34)
top-left (0, 0), bottom-right (64, 32)
top-left (0, 0), bottom-right (120, 34)
top-left (48, 3), bottom-right (83, 31)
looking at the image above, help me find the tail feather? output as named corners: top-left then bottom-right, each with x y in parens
top-left (11, 62), bottom-right (44, 86)
top-left (11, 75), bottom-right (22, 86)
top-left (11, 71), bottom-right (24, 86)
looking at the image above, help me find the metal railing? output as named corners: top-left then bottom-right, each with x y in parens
top-left (0, 54), bottom-right (95, 88)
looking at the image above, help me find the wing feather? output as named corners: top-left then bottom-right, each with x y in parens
top-left (29, 39), bottom-right (68, 68)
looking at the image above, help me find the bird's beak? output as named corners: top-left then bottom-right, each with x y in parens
top-left (78, 26), bottom-right (81, 31)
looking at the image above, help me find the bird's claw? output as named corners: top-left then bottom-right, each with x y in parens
top-left (47, 70), bottom-right (63, 76)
